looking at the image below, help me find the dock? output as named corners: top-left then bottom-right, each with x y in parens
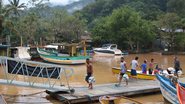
top-left (0, 95), bottom-right (7, 104)
top-left (47, 80), bottom-right (160, 104)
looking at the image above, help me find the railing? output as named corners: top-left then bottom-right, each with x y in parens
top-left (0, 56), bottom-right (74, 91)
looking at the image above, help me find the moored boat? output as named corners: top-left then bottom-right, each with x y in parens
top-left (156, 74), bottom-right (179, 104)
top-left (177, 83), bottom-right (185, 104)
top-left (39, 53), bottom-right (90, 65)
top-left (93, 44), bottom-right (122, 56)
top-left (10, 47), bottom-right (31, 60)
top-left (112, 67), bottom-right (155, 80)
top-left (37, 48), bottom-right (90, 65)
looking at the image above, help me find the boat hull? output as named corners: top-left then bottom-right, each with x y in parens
top-left (99, 96), bottom-right (121, 104)
top-left (93, 48), bottom-right (122, 56)
top-left (37, 48), bottom-right (89, 65)
top-left (94, 51), bottom-right (115, 56)
top-left (177, 83), bottom-right (185, 104)
top-left (112, 67), bottom-right (155, 80)
top-left (40, 55), bottom-right (86, 65)
top-left (156, 74), bottom-right (179, 104)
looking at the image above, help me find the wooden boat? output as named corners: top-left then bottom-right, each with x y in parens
top-left (38, 48), bottom-right (90, 65)
top-left (177, 83), bottom-right (185, 104)
top-left (156, 74), bottom-right (179, 104)
top-left (112, 67), bottom-right (155, 80)
top-left (99, 96), bottom-right (141, 104)
top-left (38, 53), bottom-right (90, 65)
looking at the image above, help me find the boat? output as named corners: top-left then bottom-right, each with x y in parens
top-left (38, 48), bottom-right (69, 57)
top-left (10, 47), bottom-right (31, 60)
top-left (177, 83), bottom-right (185, 104)
top-left (112, 67), bottom-right (155, 80)
top-left (39, 53), bottom-right (90, 65)
top-left (7, 59), bottom-right (61, 78)
top-left (37, 48), bottom-right (90, 65)
top-left (93, 44), bottom-right (122, 56)
top-left (156, 74), bottom-right (179, 104)
top-left (99, 96), bottom-right (141, 104)
top-left (43, 45), bottom-right (70, 56)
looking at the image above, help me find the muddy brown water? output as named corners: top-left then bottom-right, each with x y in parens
top-left (0, 53), bottom-right (185, 104)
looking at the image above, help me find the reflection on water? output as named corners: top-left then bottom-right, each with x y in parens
top-left (0, 53), bottom-right (185, 103)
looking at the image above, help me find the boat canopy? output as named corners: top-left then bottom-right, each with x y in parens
top-left (102, 44), bottom-right (117, 49)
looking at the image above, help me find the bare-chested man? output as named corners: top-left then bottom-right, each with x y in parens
top-left (85, 58), bottom-right (93, 89)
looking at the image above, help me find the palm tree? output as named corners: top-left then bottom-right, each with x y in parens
top-left (0, 0), bottom-right (3, 36)
top-left (6, 0), bottom-right (27, 46)
top-left (6, 0), bottom-right (26, 16)
top-left (0, 0), bottom-right (8, 37)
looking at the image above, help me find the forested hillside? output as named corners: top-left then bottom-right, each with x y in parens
top-left (1, 0), bottom-right (185, 52)
top-left (76, 0), bottom-right (185, 51)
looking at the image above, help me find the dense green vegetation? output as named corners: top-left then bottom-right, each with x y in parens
top-left (0, 0), bottom-right (185, 52)
top-left (0, 0), bottom-right (87, 46)
top-left (77, 0), bottom-right (185, 51)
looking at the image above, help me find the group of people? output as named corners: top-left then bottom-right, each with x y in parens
top-left (85, 56), bottom-right (181, 89)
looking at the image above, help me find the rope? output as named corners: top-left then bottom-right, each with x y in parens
top-left (5, 101), bottom-right (51, 103)
top-left (2, 91), bottom-right (46, 97)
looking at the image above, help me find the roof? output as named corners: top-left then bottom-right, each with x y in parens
top-left (161, 28), bottom-right (185, 33)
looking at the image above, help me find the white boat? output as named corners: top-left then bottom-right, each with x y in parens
top-left (93, 44), bottom-right (122, 56)
top-left (43, 45), bottom-right (69, 57)
top-left (10, 47), bottom-right (31, 60)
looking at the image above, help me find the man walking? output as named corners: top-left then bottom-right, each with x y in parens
top-left (85, 58), bottom-right (93, 89)
top-left (115, 57), bottom-right (128, 87)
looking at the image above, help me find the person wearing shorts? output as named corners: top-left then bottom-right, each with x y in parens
top-left (174, 57), bottom-right (180, 77)
top-left (131, 57), bottom-right (139, 76)
top-left (148, 59), bottom-right (154, 74)
top-left (115, 57), bottom-right (128, 87)
top-left (141, 60), bottom-right (147, 74)
top-left (85, 58), bottom-right (93, 89)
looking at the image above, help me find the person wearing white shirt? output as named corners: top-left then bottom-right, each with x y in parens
top-left (131, 56), bottom-right (139, 76)
top-left (115, 57), bottom-right (128, 87)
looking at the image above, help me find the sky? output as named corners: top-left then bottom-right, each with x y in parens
top-left (3, 0), bottom-right (80, 5)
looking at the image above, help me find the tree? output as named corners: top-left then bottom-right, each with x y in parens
top-left (92, 6), bottom-right (155, 51)
top-left (167, 0), bottom-right (185, 17)
top-left (6, 0), bottom-right (26, 17)
top-left (50, 9), bottom-right (86, 43)
top-left (157, 13), bottom-right (181, 51)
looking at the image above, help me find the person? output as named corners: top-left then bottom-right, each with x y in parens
top-left (85, 58), bottom-right (93, 89)
top-left (148, 59), bottom-right (156, 74)
top-left (153, 64), bottom-right (161, 74)
top-left (115, 57), bottom-right (128, 87)
top-left (141, 60), bottom-right (147, 74)
top-left (174, 57), bottom-right (181, 77)
top-left (131, 56), bottom-right (139, 77)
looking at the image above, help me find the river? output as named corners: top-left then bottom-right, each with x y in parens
top-left (0, 53), bottom-right (185, 104)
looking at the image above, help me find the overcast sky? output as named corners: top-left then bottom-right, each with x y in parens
top-left (3, 0), bottom-right (80, 5)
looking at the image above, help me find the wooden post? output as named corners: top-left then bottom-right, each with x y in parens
top-left (71, 46), bottom-right (73, 56)
top-left (83, 40), bottom-right (87, 56)
top-left (40, 37), bottom-right (42, 46)
top-left (20, 36), bottom-right (23, 47)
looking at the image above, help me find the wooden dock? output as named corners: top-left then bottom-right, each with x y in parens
top-left (0, 95), bottom-right (7, 104)
top-left (47, 80), bottom-right (160, 104)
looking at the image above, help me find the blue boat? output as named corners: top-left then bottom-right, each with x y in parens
top-left (156, 74), bottom-right (179, 104)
